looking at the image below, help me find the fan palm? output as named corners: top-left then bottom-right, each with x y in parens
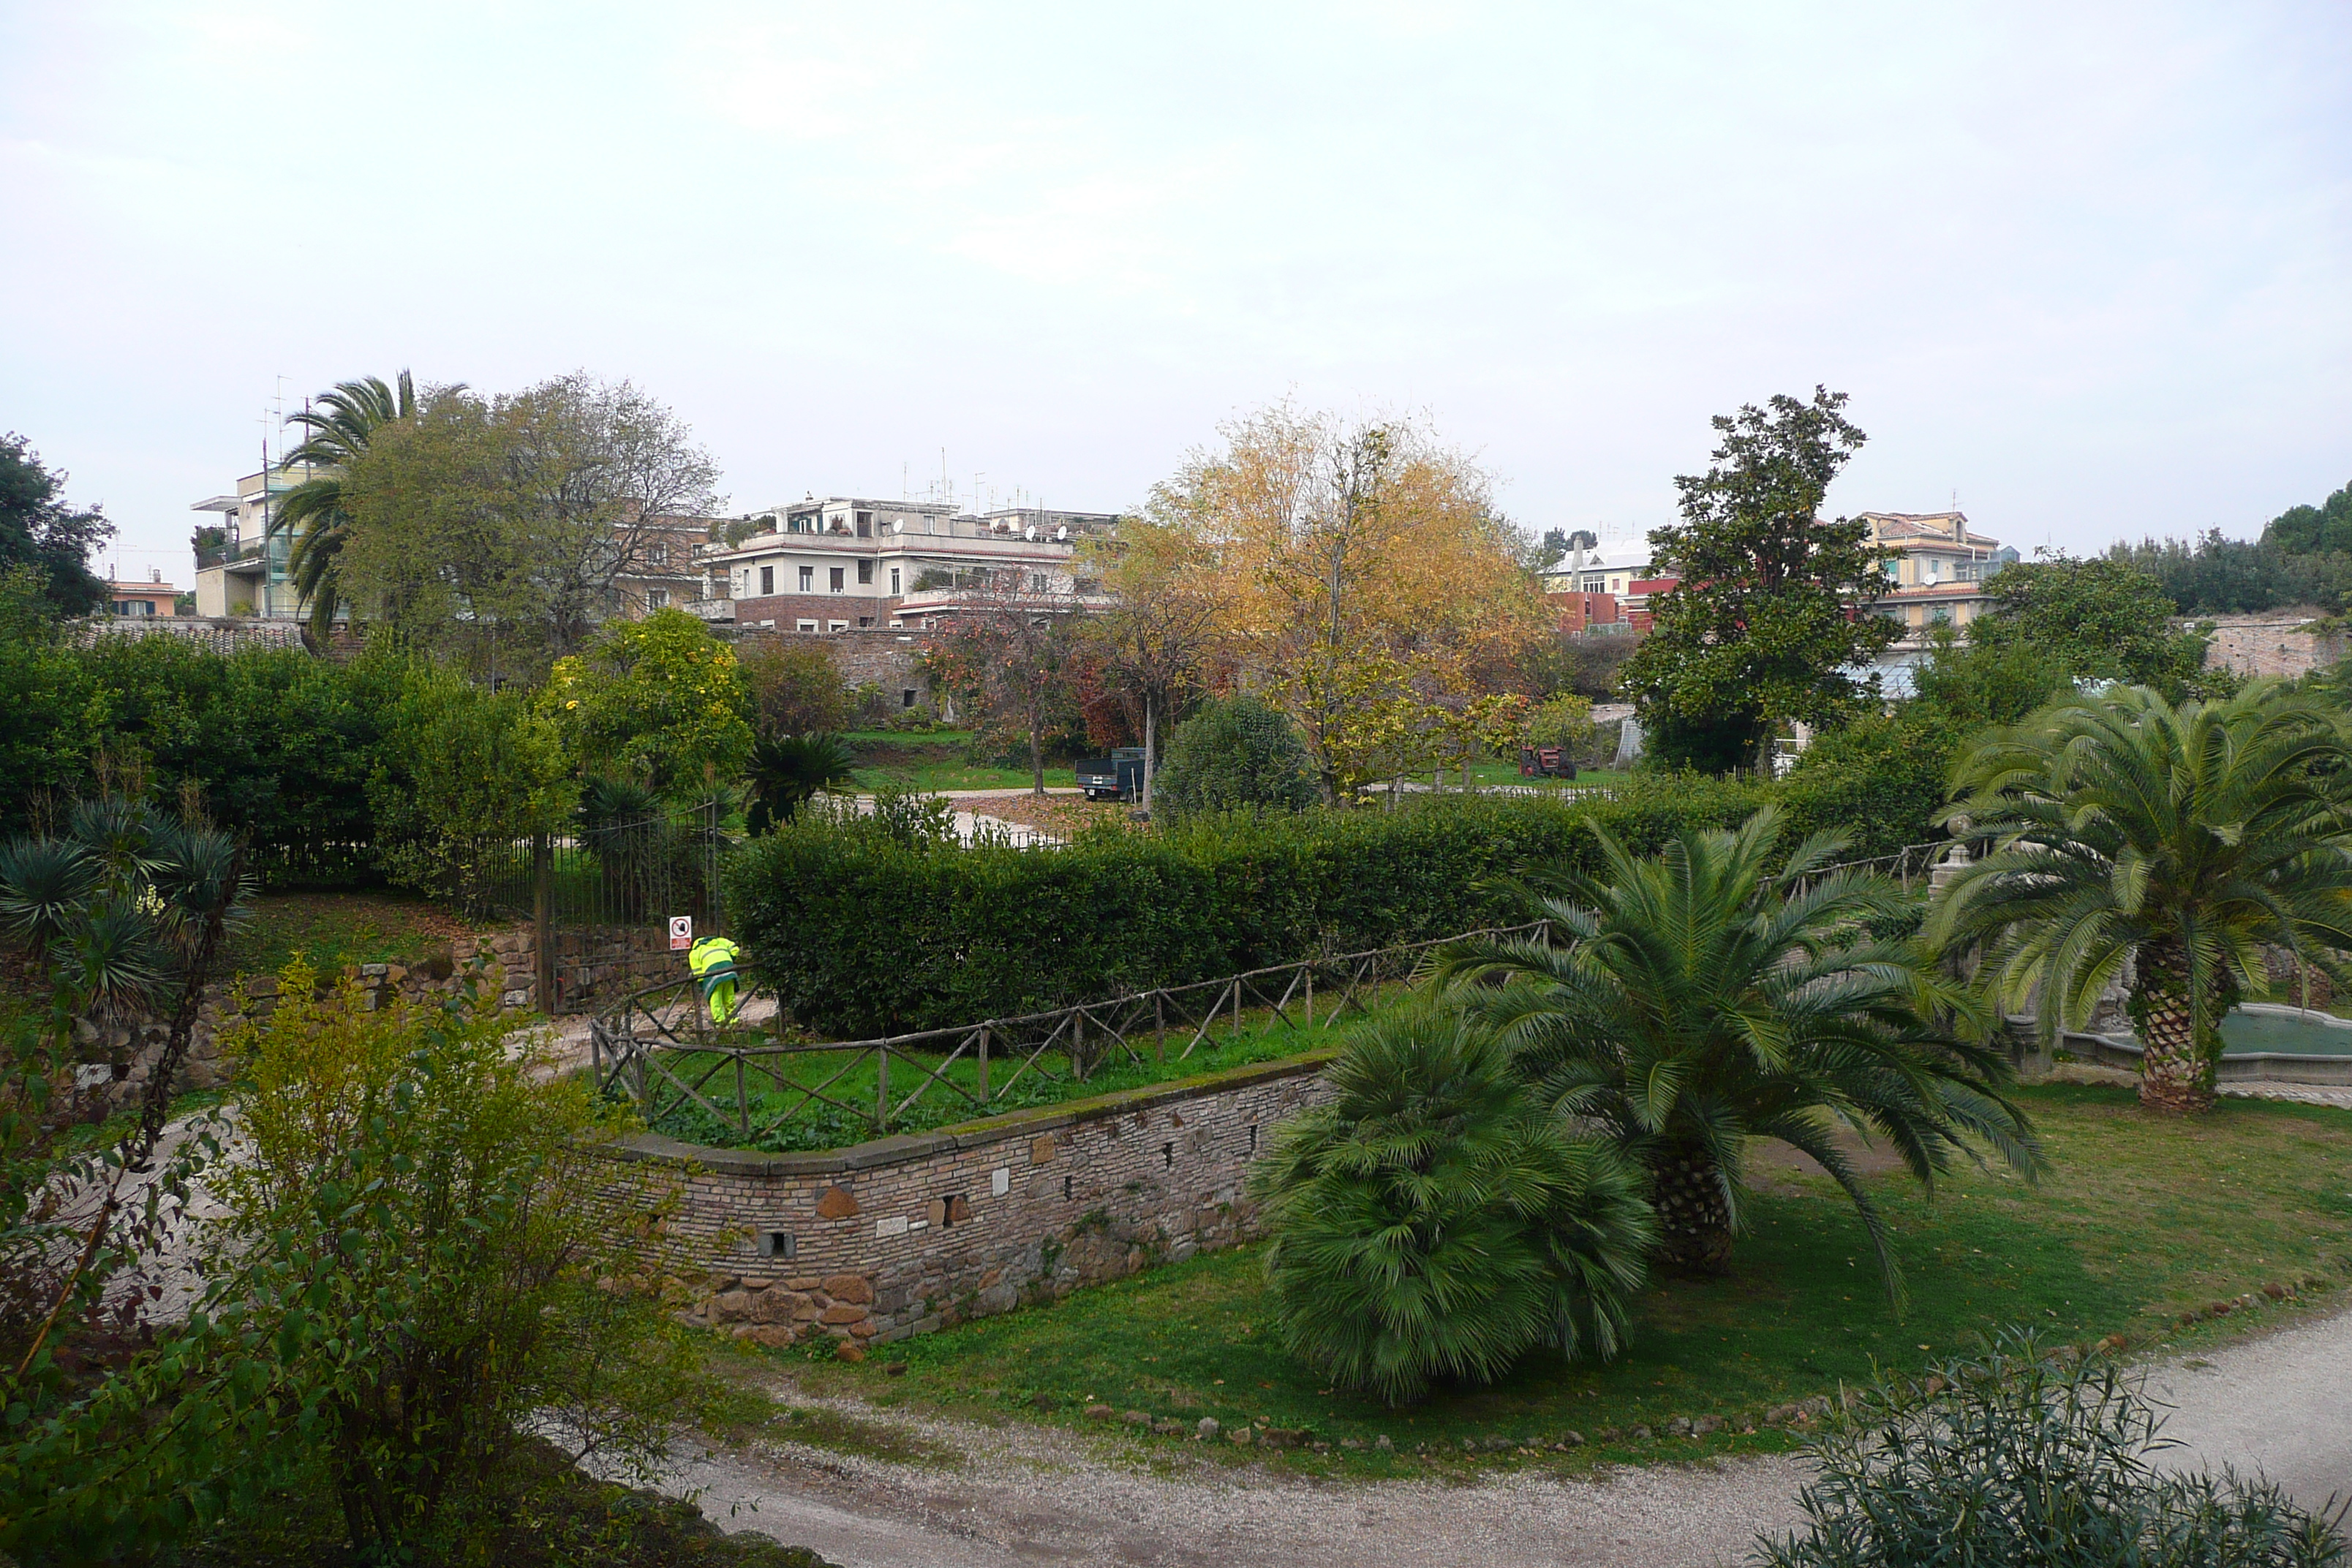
top-left (1248, 1006), bottom-right (1655, 1405)
top-left (0, 800), bottom-right (251, 1024)
top-left (276, 370), bottom-right (442, 638)
top-left (1433, 807), bottom-right (2039, 1299)
top-left (743, 732), bottom-right (856, 834)
top-left (1930, 681), bottom-right (2352, 1115)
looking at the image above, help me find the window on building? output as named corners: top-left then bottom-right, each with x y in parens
top-left (798, 564), bottom-right (813, 592)
top-left (829, 567), bottom-right (845, 592)
top-left (828, 619), bottom-right (848, 633)
top-left (857, 616), bottom-right (872, 627)
top-left (901, 688), bottom-right (917, 709)
top-left (889, 567), bottom-right (901, 595)
top-left (760, 565), bottom-right (774, 596)
top-left (855, 510), bottom-right (872, 538)
top-left (796, 619), bottom-right (818, 632)
top-left (1030, 573), bottom-right (1047, 592)
top-left (856, 559), bottom-right (872, 584)
top-left (646, 588), bottom-right (669, 610)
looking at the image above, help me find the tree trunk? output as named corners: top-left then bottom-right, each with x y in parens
top-left (2130, 937), bottom-right (2217, 1114)
top-left (1030, 710), bottom-right (1045, 796)
top-left (1648, 1147), bottom-right (1735, 1272)
top-left (1142, 694), bottom-right (1156, 812)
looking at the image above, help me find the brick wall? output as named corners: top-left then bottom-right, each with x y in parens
top-left (595, 1052), bottom-right (1335, 1352)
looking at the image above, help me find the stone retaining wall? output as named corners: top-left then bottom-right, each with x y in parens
top-left (96, 935), bottom-right (538, 1110)
top-left (595, 1051), bottom-right (1335, 1353)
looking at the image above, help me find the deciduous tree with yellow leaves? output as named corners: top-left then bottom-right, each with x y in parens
top-left (1140, 405), bottom-right (1545, 802)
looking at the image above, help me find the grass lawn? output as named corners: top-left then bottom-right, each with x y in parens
top-left (647, 1002), bottom-right (1354, 1153)
top-left (843, 731), bottom-right (1079, 793)
top-left (1463, 758), bottom-right (1626, 790)
top-left (224, 890), bottom-right (478, 982)
top-left (788, 1085), bottom-right (2352, 1473)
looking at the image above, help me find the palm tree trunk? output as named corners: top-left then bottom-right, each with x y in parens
top-left (2130, 937), bottom-right (2216, 1114)
top-left (1649, 1147), bottom-right (1734, 1271)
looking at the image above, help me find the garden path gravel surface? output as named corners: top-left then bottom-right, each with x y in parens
top-left (655, 1305), bottom-right (2352, 1568)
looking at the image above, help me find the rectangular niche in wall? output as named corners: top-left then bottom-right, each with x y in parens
top-left (758, 1230), bottom-right (797, 1259)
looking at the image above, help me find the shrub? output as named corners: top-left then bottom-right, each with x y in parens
top-left (739, 638), bottom-right (851, 734)
top-left (367, 662), bottom-right (574, 902)
top-left (725, 778), bottom-right (1768, 1037)
top-left (541, 608), bottom-right (755, 792)
top-left (1520, 693), bottom-right (1595, 753)
top-left (1249, 1006), bottom-right (1652, 1404)
top-left (0, 964), bottom-right (712, 1561)
top-left (0, 632), bottom-right (381, 883)
top-left (1778, 713), bottom-right (1957, 859)
top-left (1754, 1333), bottom-right (2345, 1567)
top-left (1153, 695), bottom-right (1316, 818)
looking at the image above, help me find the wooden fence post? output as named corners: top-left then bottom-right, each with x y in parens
top-left (1304, 965), bottom-right (1313, 1029)
top-left (1074, 1007), bottom-right (1086, 1082)
top-left (532, 832), bottom-right (554, 1014)
top-left (876, 1044), bottom-right (889, 1131)
top-left (978, 1024), bottom-right (990, 1101)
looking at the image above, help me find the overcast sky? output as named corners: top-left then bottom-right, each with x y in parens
top-left (4, 1), bottom-right (2348, 584)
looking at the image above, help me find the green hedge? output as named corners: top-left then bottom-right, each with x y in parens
top-left (724, 775), bottom-right (1768, 1038)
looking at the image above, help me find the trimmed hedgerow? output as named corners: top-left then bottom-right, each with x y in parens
top-left (723, 774), bottom-right (1768, 1038)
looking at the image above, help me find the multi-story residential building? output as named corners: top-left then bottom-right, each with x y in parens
top-left (704, 497), bottom-right (1120, 631)
top-left (104, 570), bottom-right (178, 617)
top-left (190, 467), bottom-right (311, 619)
top-left (1539, 539), bottom-right (1651, 599)
top-left (1858, 510), bottom-right (2016, 644)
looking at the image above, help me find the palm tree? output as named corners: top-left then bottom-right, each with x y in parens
top-left (1248, 1005), bottom-right (1655, 1405)
top-left (276, 371), bottom-right (442, 639)
top-left (742, 733), bottom-right (856, 834)
top-left (1931, 681), bottom-right (2352, 1115)
top-left (1433, 807), bottom-right (2039, 1298)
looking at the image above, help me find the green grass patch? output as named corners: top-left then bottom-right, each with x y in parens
top-left (792, 1085), bottom-right (2352, 1472)
top-left (225, 891), bottom-right (478, 981)
top-left (646, 998), bottom-right (1367, 1153)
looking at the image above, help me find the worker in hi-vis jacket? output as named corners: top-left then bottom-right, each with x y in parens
top-left (687, 935), bottom-right (742, 1025)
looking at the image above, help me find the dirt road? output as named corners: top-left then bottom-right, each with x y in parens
top-left (656, 1304), bottom-right (2351, 1568)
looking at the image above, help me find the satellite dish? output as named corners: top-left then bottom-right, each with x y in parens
top-left (1052, 525), bottom-right (1068, 542)
top-left (890, 519), bottom-right (903, 534)
top-left (1025, 526), bottom-right (1039, 541)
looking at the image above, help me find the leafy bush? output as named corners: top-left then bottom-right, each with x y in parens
top-left (368, 662), bottom-right (574, 903)
top-left (1249, 1006), bottom-right (1651, 1404)
top-left (1520, 693), bottom-right (1594, 752)
top-left (1153, 695), bottom-right (1317, 818)
top-left (739, 638), bottom-right (851, 734)
top-left (541, 608), bottom-right (755, 792)
top-left (0, 631), bottom-right (382, 883)
top-left (0, 965), bottom-right (712, 1561)
top-left (725, 778), bottom-right (1767, 1037)
top-left (1754, 1333), bottom-right (2345, 1568)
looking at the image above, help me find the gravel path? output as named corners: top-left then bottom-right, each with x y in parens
top-left (658, 1305), bottom-right (2352, 1568)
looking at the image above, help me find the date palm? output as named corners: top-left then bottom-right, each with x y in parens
top-left (1930, 681), bottom-right (2352, 1115)
top-left (1434, 807), bottom-right (2038, 1299)
top-left (276, 371), bottom-right (444, 638)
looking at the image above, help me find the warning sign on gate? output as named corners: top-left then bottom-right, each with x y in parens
top-left (668, 915), bottom-right (693, 951)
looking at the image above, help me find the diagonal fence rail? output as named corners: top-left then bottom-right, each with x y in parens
top-left (588, 921), bottom-right (1561, 1145)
